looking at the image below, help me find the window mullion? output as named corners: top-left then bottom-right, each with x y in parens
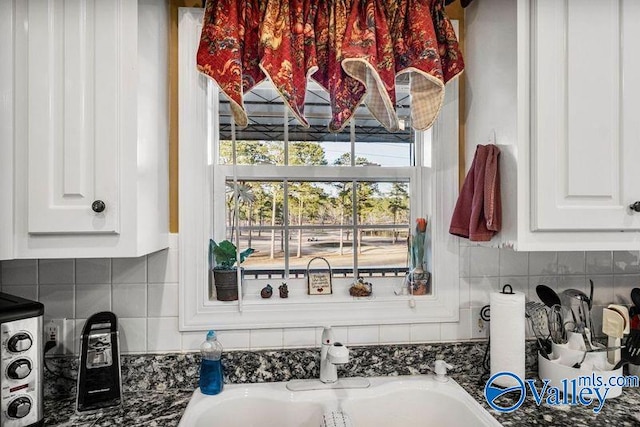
top-left (283, 107), bottom-right (290, 279)
top-left (350, 120), bottom-right (358, 278)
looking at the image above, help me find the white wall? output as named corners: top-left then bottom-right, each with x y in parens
top-left (0, 235), bottom-right (634, 354)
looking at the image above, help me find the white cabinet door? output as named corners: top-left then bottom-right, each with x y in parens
top-left (531, 0), bottom-right (640, 231)
top-left (0, 0), bottom-right (14, 259)
top-left (25, 0), bottom-right (122, 234)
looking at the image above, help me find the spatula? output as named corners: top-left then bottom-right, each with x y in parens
top-left (603, 307), bottom-right (625, 364)
top-left (614, 329), bottom-right (640, 370)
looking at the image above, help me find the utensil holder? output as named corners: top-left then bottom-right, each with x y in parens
top-left (539, 336), bottom-right (625, 400)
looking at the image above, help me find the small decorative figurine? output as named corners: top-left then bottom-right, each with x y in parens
top-left (349, 277), bottom-right (372, 297)
top-left (279, 282), bottom-right (289, 298)
top-left (260, 284), bottom-right (273, 299)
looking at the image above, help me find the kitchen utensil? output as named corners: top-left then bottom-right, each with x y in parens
top-left (525, 300), bottom-right (551, 358)
top-left (614, 329), bottom-right (640, 370)
top-left (536, 284), bottom-right (561, 308)
top-left (572, 343), bottom-right (624, 369)
top-left (631, 288), bottom-right (640, 311)
top-left (602, 307), bottom-right (625, 364)
top-left (608, 304), bottom-right (630, 334)
top-left (588, 279), bottom-right (594, 310)
top-left (548, 304), bottom-right (567, 344)
top-left (561, 288), bottom-right (593, 346)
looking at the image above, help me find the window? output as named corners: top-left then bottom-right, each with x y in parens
top-left (214, 82), bottom-right (423, 284)
top-left (178, 9), bottom-right (460, 330)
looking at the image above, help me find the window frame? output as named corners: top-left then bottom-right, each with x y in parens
top-left (178, 8), bottom-right (460, 331)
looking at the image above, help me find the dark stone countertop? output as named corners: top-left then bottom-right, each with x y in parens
top-left (43, 342), bottom-right (640, 426)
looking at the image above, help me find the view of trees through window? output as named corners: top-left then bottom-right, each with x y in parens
top-left (220, 140), bottom-right (412, 276)
top-left (215, 81), bottom-right (419, 278)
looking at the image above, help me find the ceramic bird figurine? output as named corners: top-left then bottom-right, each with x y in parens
top-left (279, 282), bottom-right (289, 298)
top-left (260, 284), bottom-right (273, 299)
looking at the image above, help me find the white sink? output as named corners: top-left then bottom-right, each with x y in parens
top-left (178, 375), bottom-right (502, 427)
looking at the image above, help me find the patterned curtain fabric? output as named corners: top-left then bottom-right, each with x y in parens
top-left (196, 0), bottom-right (464, 132)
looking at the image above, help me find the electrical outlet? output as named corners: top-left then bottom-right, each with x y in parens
top-left (44, 319), bottom-right (73, 355)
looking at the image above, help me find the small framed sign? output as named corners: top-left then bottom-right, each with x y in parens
top-left (306, 257), bottom-right (333, 295)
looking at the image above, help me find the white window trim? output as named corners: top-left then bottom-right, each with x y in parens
top-left (178, 8), bottom-right (460, 331)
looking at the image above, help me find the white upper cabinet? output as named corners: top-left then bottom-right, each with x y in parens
top-left (3, 0), bottom-right (168, 259)
top-left (466, 0), bottom-right (640, 250)
top-left (532, 0), bottom-right (640, 232)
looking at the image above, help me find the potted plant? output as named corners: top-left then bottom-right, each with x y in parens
top-left (209, 239), bottom-right (254, 301)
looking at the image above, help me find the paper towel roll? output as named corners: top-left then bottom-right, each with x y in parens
top-left (490, 290), bottom-right (525, 387)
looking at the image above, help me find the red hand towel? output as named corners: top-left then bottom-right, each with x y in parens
top-left (449, 144), bottom-right (501, 242)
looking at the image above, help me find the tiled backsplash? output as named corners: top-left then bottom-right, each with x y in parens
top-left (1, 235), bottom-right (638, 354)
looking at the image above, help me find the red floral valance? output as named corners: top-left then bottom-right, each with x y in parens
top-left (196, 0), bottom-right (464, 132)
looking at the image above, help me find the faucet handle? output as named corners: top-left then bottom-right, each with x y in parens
top-left (433, 359), bottom-right (453, 375)
top-left (321, 327), bottom-right (335, 345)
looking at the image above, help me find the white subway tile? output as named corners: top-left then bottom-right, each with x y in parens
top-left (441, 308), bottom-right (471, 341)
top-left (469, 276), bottom-right (500, 308)
top-left (379, 324), bottom-right (411, 344)
top-left (613, 251), bottom-right (640, 274)
top-left (2, 260), bottom-right (37, 285)
top-left (589, 275), bottom-right (614, 307)
top-left (119, 318), bottom-right (147, 353)
top-left (613, 274), bottom-right (640, 305)
top-left (2, 285), bottom-right (38, 301)
top-left (586, 251), bottom-right (613, 274)
top-left (557, 275), bottom-right (587, 296)
top-left (39, 285), bottom-right (74, 319)
top-left (112, 257), bottom-right (147, 284)
top-left (499, 248), bottom-right (529, 277)
top-left (347, 325), bottom-right (379, 345)
top-left (181, 331), bottom-right (205, 352)
top-left (148, 249), bottom-right (179, 284)
top-left (558, 252), bottom-right (585, 275)
top-left (147, 317), bottom-right (181, 352)
top-left (529, 252), bottom-right (558, 276)
top-left (217, 330), bottom-right (251, 351)
top-left (39, 259), bottom-right (75, 285)
top-left (250, 329), bottom-right (284, 350)
top-left (410, 324), bottom-right (441, 343)
top-left (75, 259), bottom-right (111, 284)
top-left (283, 328), bottom-right (316, 348)
top-left (147, 283), bottom-right (179, 317)
top-left (468, 247), bottom-right (500, 277)
top-left (459, 277), bottom-right (471, 309)
top-left (459, 246), bottom-right (470, 278)
top-left (112, 283), bottom-right (147, 318)
top-left (75, 284), bottom-right (111, 319)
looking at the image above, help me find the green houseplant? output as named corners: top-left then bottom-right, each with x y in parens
top-left (209, 239), bottom-right (254, 301)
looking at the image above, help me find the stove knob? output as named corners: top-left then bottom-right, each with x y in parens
top-left (7, 359), bottom-right (32, 380)
top-left (7, 332), bottom-right (32, 352)
top-left (7, 396), bottom-right (31, 419)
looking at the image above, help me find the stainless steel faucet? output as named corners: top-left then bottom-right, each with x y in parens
top-left (320, 327), bottom-right (349, 383)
